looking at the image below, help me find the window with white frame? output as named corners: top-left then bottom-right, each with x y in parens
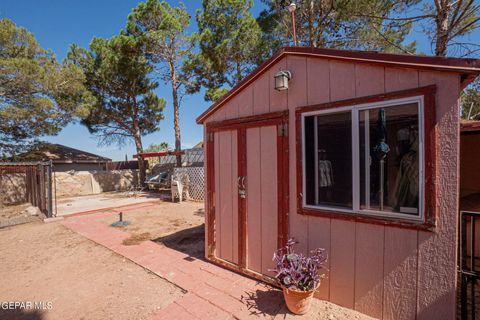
top-left (302, 96), bottom-right (424, 221)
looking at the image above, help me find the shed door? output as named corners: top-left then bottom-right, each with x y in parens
top-left (213, 129), bottom-right (240, 265)
top-left (207, 112), bottom-right (288, 279)
top-left (245, 125), bottom-right (280, 275)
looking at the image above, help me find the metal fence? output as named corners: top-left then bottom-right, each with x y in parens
top-left (106, 160), bottom-right (148, 171)
top-left (459, 211), bottom-right (480, 319)
top-left (0, 161), bottom-right (53, 217)
top-left (159, 148), bottom-right (204, 166)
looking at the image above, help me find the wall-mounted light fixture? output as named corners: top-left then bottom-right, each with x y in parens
top-left (274, 70), bottom-right (292, 91)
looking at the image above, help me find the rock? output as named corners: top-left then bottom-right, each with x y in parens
top-left (23, 206), bottom-right (41, 216)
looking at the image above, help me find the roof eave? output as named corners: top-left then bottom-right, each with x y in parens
top-left (196, 47), bottom-right (480, 124)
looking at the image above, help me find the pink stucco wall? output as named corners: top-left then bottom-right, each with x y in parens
top-left (204, 55), bottom-right (461, 320)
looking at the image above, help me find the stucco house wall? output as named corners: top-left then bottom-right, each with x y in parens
top-left (201, 50), bottom-right (472, 319)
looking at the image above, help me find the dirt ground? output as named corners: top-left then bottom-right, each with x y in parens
top-left (0, 221), bottom-right (183, 320)
top-left (274, 300), bottom-right (374, 320)
top-left (96, 201), bottom-right (205, 258)
top-left (0, 200), bottom-right (375, 320)
top-left (0, 203), bottom-right (37, 220)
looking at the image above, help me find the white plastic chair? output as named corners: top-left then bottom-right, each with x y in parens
top-left (171, 171), bottom-right (190, 202)
top-left (171, 177), bottom-right (184, 202)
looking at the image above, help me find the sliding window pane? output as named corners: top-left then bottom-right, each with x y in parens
top-left (359, 103), bottom-right (420, 216)
top-left (304, 112), bottom-right (352, 209)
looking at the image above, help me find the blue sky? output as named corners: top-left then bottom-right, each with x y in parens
top-left (0, 0), bottom-right (266, 160)
top-left (1, 1), bottom-right (479, 160)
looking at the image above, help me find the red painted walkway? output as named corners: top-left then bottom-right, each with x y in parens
top-left (61, 213), bottom-right (284, 320)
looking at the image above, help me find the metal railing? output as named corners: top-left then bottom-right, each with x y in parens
top-left (459, 211), bottom-right (480, 319)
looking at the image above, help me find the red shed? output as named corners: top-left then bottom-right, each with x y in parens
top-left (197, 47), bottom-right (480, 319)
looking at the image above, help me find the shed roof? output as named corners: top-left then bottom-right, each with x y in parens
top-left (14, 143), bottom-right (111, 163)
top-left (197, 47), bottom-right (480, 124)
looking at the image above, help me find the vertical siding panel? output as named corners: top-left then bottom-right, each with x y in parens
top-left (383, 67), bottom-right (419, 320)
top-left (214, 132), bottom-right (221, 258)
top-left (269, 58), bottom-right (288, 112)
top-left (330, 219), bottom-right (356, 309)
top-left (355, 64), bottom-right (385, 96)
top-left (253, 73), bottom-right (270, 115)
top-left (231, 131), bottom-right (239, 264)
top-left (327, 59), bottom-right (357, 309)
top-left (354, 223), bottom-right (384, 319)
top-left (218, 131), bottom-right (233, 262)
top-left (212, 107), bottom-right (227, 122)
top-left (383, 227), bottom-right (418, 320)
top-left (260, 126), bottom-right (278, 275)
top-left (223, 96), bottom-right (239, 120)
top-left (385, 67), bottom-right (419, 92)
top-left (308, 217), bottom-right (331, 300)
top-left (306, 57), bottom-right (332, 300)
top-left (353, 64), bottom-right (385, 319)
top-left (417, 71), bottom-right (460, 320)
top-left (330, 61), bottom-right (356, 101)
top-left (204, 126), bottom-right (209, 256)
top-left (246, 127), bottom-right (262, 273)
top-left (307, 57), bottom-right (330, 105)
top-left (238, 85), bottom-right (253, 117)
top-left (287, 56), bottom-right (309, 253)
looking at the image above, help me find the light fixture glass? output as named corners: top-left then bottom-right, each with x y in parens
top-left (287, 3), bottom-right (297, 13)
top-left (274, 70), bottom-right (292, 91)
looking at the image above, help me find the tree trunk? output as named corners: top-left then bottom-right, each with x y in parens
top-left (435, 1), bottom-right (450, 57)
top-left (170, 60), bottom-right (182, 167)
top-left (236, 60), bottom-right (242, 84)
top-left (131, 94), bottom-right (146, 186)
top-left (133, 130), bottom-right (145, 187)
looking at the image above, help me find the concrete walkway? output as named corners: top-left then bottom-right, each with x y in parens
top-left (56, 192), bottom-right (160, 216)
top-left (61, 213), bottom-right (284, 320)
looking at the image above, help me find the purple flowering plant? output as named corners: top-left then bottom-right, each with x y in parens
top-left (271, 239), bottom-right (327, 291)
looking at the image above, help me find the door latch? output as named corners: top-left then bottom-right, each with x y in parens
top-left (238, 176), bottom-right (247, 198)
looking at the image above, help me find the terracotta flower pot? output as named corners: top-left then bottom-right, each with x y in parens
top-left (282, 285), bottom-right (318, 315)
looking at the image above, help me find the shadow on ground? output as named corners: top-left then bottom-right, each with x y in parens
top-left (0, 309), bottom-right (45, 320)
top-left (193, 208), bottom-right (204, 217)
top-left (241, 287), bottom-right (285, 317)
top-left (153, 224), bottom-right (205, 260)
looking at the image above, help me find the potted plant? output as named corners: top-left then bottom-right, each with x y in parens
top-left (271, 239), bottom-right (327, 315)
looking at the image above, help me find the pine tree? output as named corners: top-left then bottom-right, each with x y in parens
top-left (127, 0), bottom-right (195, 167)
top-left (185, 0), bottom-right (264, 102)
top-left (257, 0), bottom-right (418, 54)
top-left (0, 18), bottom-right (86, 156)
top-left (67, 35), bottom-right (166, 184)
